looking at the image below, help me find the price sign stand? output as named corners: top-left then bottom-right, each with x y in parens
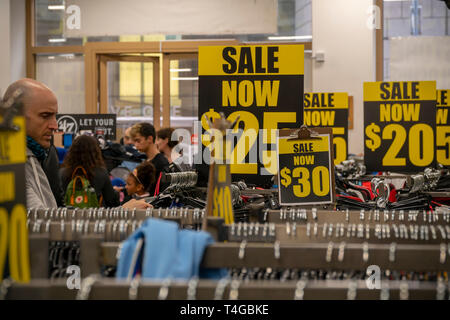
top-left (203, 113), bottom-right (240, 229)
top-left (277, 126), bottom-right (336, 206)
top-left (303, 92), bottom-right (349, 165)
top-left (199, 44), bottom-right (304, 187)
top-left (436, 89), bottom-right (450, 167)
top-left (0, 89), bottom-right (30, 283)
top-left (364, 81), bottom-right (436, 172)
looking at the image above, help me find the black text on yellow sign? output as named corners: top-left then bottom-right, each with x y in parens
top-left (199, 45), bottom-right (304, 187)
top-left (436, 90), bottom-right (450, 166)
top-left (0, 204), bottom-right (30, 283)
top-left (211, 164), bottom-right (234, 224)
top-left (0, 110), bottom-right (29, 283)
top-left (303, 92), bottom-right (348, 165)
top-left (0, 164), bottom-right (29, 283)
top-left (0, 171), bottom-right (15, 203)
top-left (0, 117), bottom-right (26, 165)
top-left (364, 81), bottom-right (436, 172)
top-left (277, 134), bottom-right (334, 205)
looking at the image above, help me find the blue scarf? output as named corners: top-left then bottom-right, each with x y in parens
top-left (26, 136), bottom-right (48, 162)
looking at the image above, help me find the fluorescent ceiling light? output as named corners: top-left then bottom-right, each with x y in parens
top-left (48, 38), bottom-right (67, 43)
top-left (267, 35), bottom-right (312, 41)
top-left (304, 50), bottom-right (312, 54)
top-left (172, 77), bottom-right (198, 81)
top-left (48, 5), bottom-right (65, 10)
top-left (118, 116), bottom-right (198, 122)
top-left (60, 54), bottom-right (75, 58)
top-left (170, 68), bottom-right (192, 72)
top-left (383, 0), bottom-right (410, 2)
top-left (48, 56), bottom-right (55, 60)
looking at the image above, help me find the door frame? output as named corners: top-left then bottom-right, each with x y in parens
top-left (84, 40), bottom-right (240, 129)
top-left (97, 53), bottom-right (161, 128)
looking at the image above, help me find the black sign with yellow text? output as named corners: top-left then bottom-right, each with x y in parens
top-left (0, 111), bottom-right (30, 283)
top-left (304, 92), bottom-right (348, 165)
top-left (436, 89), bottom-right (450, 167)
top-left (364, 81), bottom-right (436, 172)
top-left (199, 45), bottom-right (304, 186)
top-left (277, 128), bottom-right (335, 205)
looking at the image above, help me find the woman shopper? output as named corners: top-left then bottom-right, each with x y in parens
top-left (156, 127), bottom-right (192, 171)
top-left (60, 135), bottom-right (120, 208)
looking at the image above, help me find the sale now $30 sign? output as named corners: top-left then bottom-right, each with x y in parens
top-left (277, 128), bottom-right (335, 206)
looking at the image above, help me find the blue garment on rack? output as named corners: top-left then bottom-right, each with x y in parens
top-left (116, 218), bottom-right (227, 280)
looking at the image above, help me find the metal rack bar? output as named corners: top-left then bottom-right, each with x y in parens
top-left (26, 207), bottom-right (206, 224)
top-left (425, 191), bottom-right (450, 197)
top-left (3, 279), bottom-right (444, 300)
top-left (229, 223), bottom-right (450, 244)
top-left (27, 217), bottom-right (224, 242)
top-left (98, 242), bottom-right (450, 272)
top-left (264, 209), bottom-right (450, 225)
top-left (29, 220), bottom-right (449, 244)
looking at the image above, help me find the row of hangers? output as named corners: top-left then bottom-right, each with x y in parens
top-left (2, 277), bottom-right (448, 300)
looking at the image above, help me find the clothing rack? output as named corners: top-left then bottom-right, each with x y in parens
top-left (2, 278), bottom-right (446, 300)
top-left (24, 206), bottom-right (450, 278)
top-left (262, 208), bottom-right (450, 225)
top-left (27, 207), bottom-right (207, 224)
top-left (27, 233), bottom-right (450, 279)
top-left (20, 205), bottom-right (450, 300)
top-left (160, 171), bottom-right (198, 189)
top-left (25, 215), bottom-right (225, 278)
top-left (27, 207), bottom-right (450, 227)
top-left (26, 216), bottom-right (450, 245)
top-left (227, 222), bottom-right (450, 244)
top-left (97, 241), bottom-right (450, 272)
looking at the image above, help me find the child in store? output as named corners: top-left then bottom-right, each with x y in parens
top-left (123, 161), bottom-right (156, 202)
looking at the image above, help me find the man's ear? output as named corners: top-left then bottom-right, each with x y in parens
top-left (147, 136), bottom-right (154, 144)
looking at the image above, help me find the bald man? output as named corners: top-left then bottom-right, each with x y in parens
top-left (3, 78), bottom-right (59, 209)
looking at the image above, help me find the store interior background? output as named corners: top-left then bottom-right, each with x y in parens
top-left (0, 0), bottom-right (449, 156)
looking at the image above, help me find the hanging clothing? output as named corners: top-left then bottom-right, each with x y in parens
top-left (117, 218), bottom-right (227, 280)
top-left (148, 153), bottom-right (170, 196)
top-left (41, 145), bottom-right (65, 207)
top-left (25, 147), bottom-right (58, 209)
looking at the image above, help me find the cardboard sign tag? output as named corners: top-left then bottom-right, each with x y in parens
top-left (277, 127), bottom-right (335, 206)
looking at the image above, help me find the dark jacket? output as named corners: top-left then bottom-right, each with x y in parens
top-left (42, 145), bottom-right (65, 207)
top-left (149, 153), bottom-right (169, 196)
top-left (60, 167), bottom-right (120, 208)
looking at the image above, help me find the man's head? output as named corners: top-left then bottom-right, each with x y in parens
top-left (3, 78), bottom-right (58, 149)
top-left (123, 127), bottom-right (133, 145)
top-left (130, 122), bottom-right (156, 153)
